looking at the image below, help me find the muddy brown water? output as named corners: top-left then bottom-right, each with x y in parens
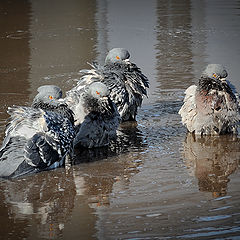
top-left (0, 0), bottom-right (240, 239)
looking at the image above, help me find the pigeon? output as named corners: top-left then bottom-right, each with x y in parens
top-left (0, 85), bottom-right (75, 178)
top-left (179, 64), bottom-right (240, 135)
top-left (77, 48), bottom-right (149, 121)
top-left (32, 85), bottom-right (75, 124)
top-left (64, 81), bottom-right (120, 148)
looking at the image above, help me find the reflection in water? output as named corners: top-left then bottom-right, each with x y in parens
top-left (204, 0), bottom-right (240, 89)
top-left (29, 0), bottom-right (98, 98)
top-left (0, 169), bottom-right (76, 239)
top-left (95, 0), bottom-right (108, 63)
top-left (190, 1), bottom-right (208, 79)
top-left (74, 152), bottom-right (144, 209)
top-left (1, 0), bottom-right (240, 239)
top-left (183, 133), bottom-right (240, 197)
top-left (74, 122), bottom-right (147, 164)
top-left (112, 122), bottom-right (147, 154)
top-left (155, 0), bottom-right (194, 98)
top-left (139, 100), bottom-right (184, 146)
top-left (96, 0), bottom-right (158, 103)
top-left (0, 0), bottom-right (31, 140)
top-left (0, 122), bottom-right (146, 239)
top-left (73, 123), bottom-right (146, 209)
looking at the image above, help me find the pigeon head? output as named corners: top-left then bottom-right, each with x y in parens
top-left (32, 85), bottom-right (63, 107)
top-left (37, 85), bottom-right (63, 99)
top-left (88, 82), bottom-right (110, 100)
top-left (32, 85), bottom-right (75, 124)
top-left (85, 82), bottom-right (115, 114)
top-left (201, 64), bottom-right (228, 81)
top-left (105, 48), bottom-right (130, 65)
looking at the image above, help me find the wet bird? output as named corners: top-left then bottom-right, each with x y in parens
top-left (179, 64), bottom-right (240, 135)
top-left (77, 48), bottom-right (149, 121)
top-left (64, 81), bottom-right (120, 148)
top-left (0, 85), bottom-right (75, 178)
top-left (32, 85), bottom-right (75, 124)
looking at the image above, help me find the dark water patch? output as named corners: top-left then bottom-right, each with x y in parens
top-left (1, 30), bottom-right (30, 40)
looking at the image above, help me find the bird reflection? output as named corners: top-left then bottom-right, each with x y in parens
top-left (183, 133), bottom-right (240, 198)
top-left (73, 122), bottom-right (147, 208)
top-left (112, 121), bottom-right (147, 154)
top-left (73, 150), bottom-right (144, 208)
top-left (0, 169), bottom-right (77, 239)
top-left (73, 121), bottom-right (147, 164)
top-left (0, 122), bottom-right (147, 239)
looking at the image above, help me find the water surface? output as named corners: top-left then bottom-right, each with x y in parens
top-left (0, 0), bottom-right (240, 239)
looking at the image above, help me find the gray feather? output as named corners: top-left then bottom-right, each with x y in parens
top-left (0, 87), bottom-right (75, 178)
top-left (77, 48), bottom-right (149, 121)
top-left (64, 81), bottom-right (120, 148)
top-left (179, 64), bottom-right (240, 135)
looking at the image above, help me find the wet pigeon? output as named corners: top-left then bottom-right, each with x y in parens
top-left (64, 81), bottom-right (120, 148)
top-left (0, 85), bottom-right (75, 178)
top-left (32, 85), bottom-right (75, 124)
top-left (179, 64), bottom-right (240, 135)
top-left (77, 48), bottom-right (149, 121)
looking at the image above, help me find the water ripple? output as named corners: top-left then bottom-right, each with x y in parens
top-left (176, 226), bottom-right (240, 239)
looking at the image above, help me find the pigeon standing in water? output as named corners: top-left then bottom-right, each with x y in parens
top-left (0, 85), bottom-right (75, 178)
top-left (64, 81), bottom-right (120, 148)
top-left (179, 64), bottom-right (240, 135)
top-left (76, 48), bottom-right (149, 121)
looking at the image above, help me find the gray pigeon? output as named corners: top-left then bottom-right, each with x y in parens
top-left (35, 85), bottom-right (63, 99)
top-left (179, 64), bottom-right (240, 135)
top-left (0, 85), bottom-right (75, 178)
top-left (64, 82), bottom-right (120, 148)
top-left (77, 48), bottom-right (149, 121)
top-left (32, 85), bottom-right (75, 124)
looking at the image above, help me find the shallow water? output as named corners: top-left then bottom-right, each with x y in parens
top-left (0, 0), bottom-right (240, 239)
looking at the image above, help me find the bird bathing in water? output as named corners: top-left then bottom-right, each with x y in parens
top-left (77, 48), bottom-right (149, 122)
top-left (32, 84), bottom-right (75, 124)
top-left (64, 81), bottom-right (120, 148)
top-left (179, 64), bottom-right (240, 135)
top-left (0, 85), bottom-right (75, 178)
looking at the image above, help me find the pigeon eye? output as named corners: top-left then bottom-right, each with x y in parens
top-left (96, 91), bottom-right (100, 95)
top-left (49, 95), bottom-right (53, 100)
top-left (116, 56), bottom-right (120, 60)
top-left (212, 73), bottom-right (217, 78)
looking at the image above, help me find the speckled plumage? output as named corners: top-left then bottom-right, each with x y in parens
top-left (179, 64), bottom-right (240, 135)
top-left (0, 106), bottom-right (75, 178)
top-left (32, 85), bottom-right (75, 124)
top-left (64, 82), bottom-right (120, 148)
top-left (32, 101), bottom-right (75, 125)
top-left (0, 86), bottom-right (75, 178)
top-left (78, 48), bottom-right (149, 121)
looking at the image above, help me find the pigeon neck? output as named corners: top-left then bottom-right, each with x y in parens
top-left (198, 77), bottom-right (236, 101)
top-left (83, 94), bottom-right (100, 112)
top-left (32, 100), bottom-right (75, 124)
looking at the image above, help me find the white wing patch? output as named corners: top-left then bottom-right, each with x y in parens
top-left (179, 85), bottom-right (197, 133)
